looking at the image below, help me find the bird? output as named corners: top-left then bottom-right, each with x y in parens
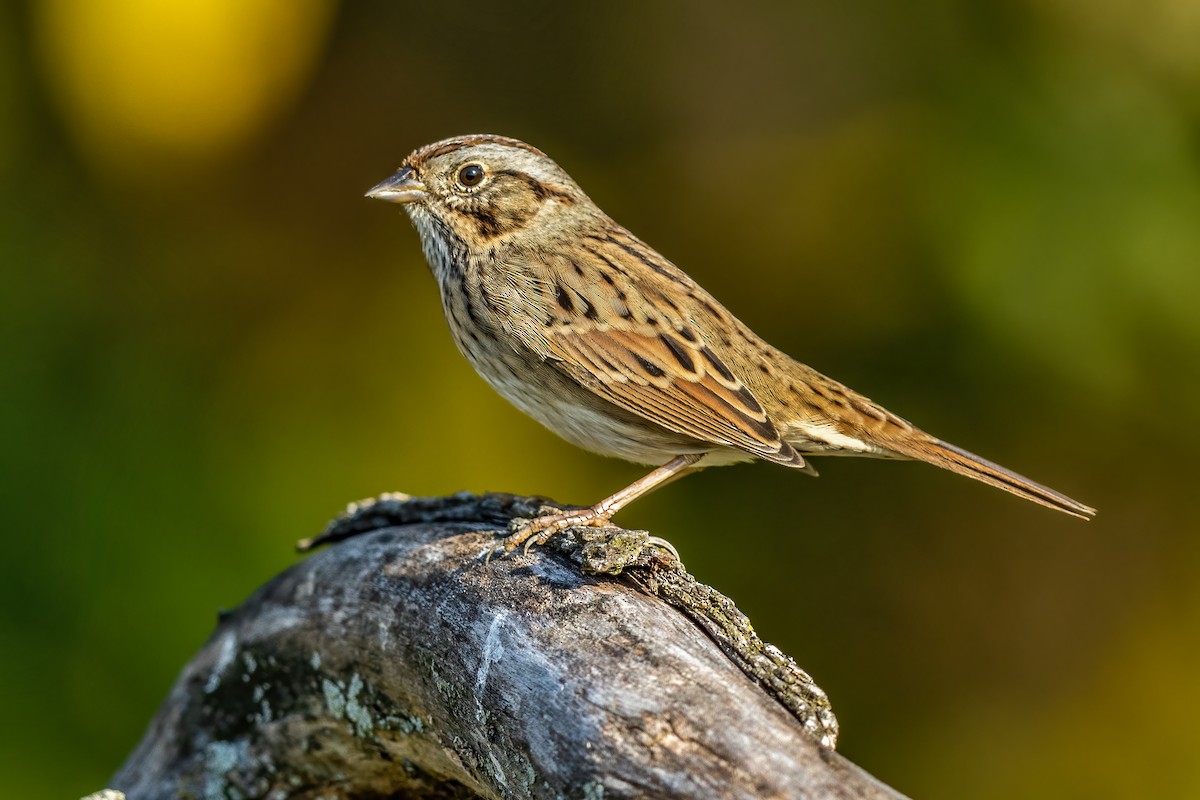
top-left (366, 134), bottom-right (1095, 553)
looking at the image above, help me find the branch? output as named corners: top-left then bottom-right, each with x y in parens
top-left (109, 492), bottom-right (907, 800)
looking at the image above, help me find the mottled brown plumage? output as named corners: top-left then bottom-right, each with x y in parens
top-left (367, 134), bottom-right (1095, 551)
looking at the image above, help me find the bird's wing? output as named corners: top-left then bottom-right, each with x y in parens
top-left (546, 322), bottom-right (808, 468)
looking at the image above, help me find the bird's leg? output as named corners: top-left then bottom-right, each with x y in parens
top-left (503, 453), bottom-right (704, 555)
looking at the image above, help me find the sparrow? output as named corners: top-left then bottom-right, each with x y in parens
top-left (366, 135), bottom-right (1095, 552)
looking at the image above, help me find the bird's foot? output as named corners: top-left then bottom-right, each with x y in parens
top-left (486, 505), bottom-right (613, 561)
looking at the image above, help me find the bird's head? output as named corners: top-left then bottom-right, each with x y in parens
top-left (366, 135), bottom-right (591, 246)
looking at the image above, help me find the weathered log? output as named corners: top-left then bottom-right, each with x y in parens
top-left (109, 492), bottom-right (908, 799)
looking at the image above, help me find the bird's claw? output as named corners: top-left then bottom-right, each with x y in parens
top-left (482, 506), bottom-right (614, 562)
top-left (645, 535), bottom-right (681, 561)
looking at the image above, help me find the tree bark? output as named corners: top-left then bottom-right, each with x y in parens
top-left (109, 492), bottom-right (908, 800)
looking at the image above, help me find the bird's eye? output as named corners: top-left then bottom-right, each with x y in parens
top-left (458, 163), bottom-right (485, 187)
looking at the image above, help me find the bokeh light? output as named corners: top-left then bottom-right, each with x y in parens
top-left (34, 0), bottom-right (335, 175)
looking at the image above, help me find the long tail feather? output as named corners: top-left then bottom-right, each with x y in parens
top-left (893, 438), bottom-right (1096, 520)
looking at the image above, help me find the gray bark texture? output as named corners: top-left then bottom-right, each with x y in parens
top-left (110, 492), bottom-right (909, 800)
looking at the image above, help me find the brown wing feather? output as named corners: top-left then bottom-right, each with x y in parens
top-left (549, 325), bottom-right (808, 467)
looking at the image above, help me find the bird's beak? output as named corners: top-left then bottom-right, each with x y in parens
top-left (365, 166), bottom-right (427, 204)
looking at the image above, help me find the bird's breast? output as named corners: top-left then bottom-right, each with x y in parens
top-left (436, 280), bottom-right (715, 465)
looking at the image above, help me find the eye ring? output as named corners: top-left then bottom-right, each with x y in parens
top-left (458, 163), bottom-right (485, 188)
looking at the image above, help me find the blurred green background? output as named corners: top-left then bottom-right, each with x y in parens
top-left (3, 1), bottom-right (1199, 797)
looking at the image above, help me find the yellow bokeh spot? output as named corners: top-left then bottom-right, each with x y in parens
top-left (35, 0), bottom-right (335, 169)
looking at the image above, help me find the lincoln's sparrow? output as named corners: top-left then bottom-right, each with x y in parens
top-left (367, 135), bottom-right (1095, 552)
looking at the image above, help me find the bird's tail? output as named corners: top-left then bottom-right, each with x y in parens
top-left (890, 437), bottom-right (1096, 520)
